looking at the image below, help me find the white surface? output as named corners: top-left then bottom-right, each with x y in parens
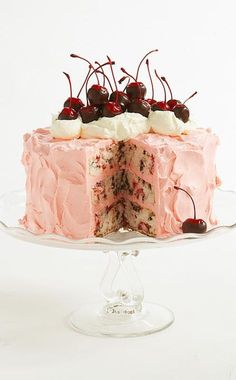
top-left (0, 0), bottom-right (236, 379)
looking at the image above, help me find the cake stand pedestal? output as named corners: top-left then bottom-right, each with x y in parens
top-left (0, 189), bottom-right (236, 337)
top-left (70, 249), bottom-right (174, 337)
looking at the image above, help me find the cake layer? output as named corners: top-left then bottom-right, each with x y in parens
top-left (124, 200), bottom-right (156, 236)
top-left (94, 201), bottom-right (124, 237)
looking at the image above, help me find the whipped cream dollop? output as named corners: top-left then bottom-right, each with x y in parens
top-left (81, 112), bottom-right (150, 141)
top-left (50, 114), bottom-right (82, 139)
top-left (148, 110), bottom-right (197, 136)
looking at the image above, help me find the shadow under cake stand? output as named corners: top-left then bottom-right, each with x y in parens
top-left (0, 189), bottom-right (236, 338)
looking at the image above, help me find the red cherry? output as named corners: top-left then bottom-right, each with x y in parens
top-left (146, 98), bottom-right (157, 106)
top-left (87, 84), bottom-right (109, 105)
top-left (102, 102), bottom-right (123, 118)
top-left (182, 218), bottom-right (207, 233)
top-left (173, 104), bottom-right (190, 123)
top-left (167, 99), bottom-right (181, 110)
top-left (127, 98), bottom-right (150, 117)
top-left (174, 186), bottom-right (207, 234)
top-left (109, 91), bottom-right (130, 111)
top-left (120, 68), bottom-right (146, 99)
top-left (64, 97), bottom-right (84, 112)
top-left (151, 101), bottom-right (170, 111)
top-left (58, 107), bottom-right (78, 120)
top-left (85, 61), bottom-right (114, 107)
top-left (152, 70), bottom-right (169, 111)
top-left (79, 105), bottom-right (100, 123)
top-left (58, 72), bottom-right (78, 120)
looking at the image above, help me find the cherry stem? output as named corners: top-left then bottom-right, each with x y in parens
top-left (118, 76), bottom-right (130, 91)
top-left (183, 91), bottom-right (198, 104)
top-left (154, 70), bottom-right (166, 102)
top-left (77, 65), bottom-right (92, 98)
top-left (161, 77), bottom-right (173, 100)
top-left (63, 72), bottom-right (72, 109)
top-left (120, 67), bottom-right (136, 82)
top-left (136, 49), bottom-right (158, 81)
top-left (146, 59), bottom-right (154, 100)
top-left (70, 54), bottom-right (100, 85)
top-left (174, 186), bottom-right (196, 219)
top-left (95, 61), bottom-right (105, 87)
top-left (85, 61), bottom-right (115, 105)
top-left (107, 55), bottom-right (118, 104)
top-left (96, 70), bottom-right (113, 92)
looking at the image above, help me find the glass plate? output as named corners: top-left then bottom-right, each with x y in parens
top-left (0, 188), bottom-right (236, 251)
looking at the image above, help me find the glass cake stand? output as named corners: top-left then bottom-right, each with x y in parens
top-left (0, 188), bottom-right (236, 338)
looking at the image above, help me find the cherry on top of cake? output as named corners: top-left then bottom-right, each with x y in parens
top-left (57, 49), bottom-right (198, 124)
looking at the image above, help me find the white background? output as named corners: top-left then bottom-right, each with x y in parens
top-left (0, 0), bottom-right (236, 379)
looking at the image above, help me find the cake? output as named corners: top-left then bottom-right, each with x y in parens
top-left (21, 50), bottom-right (220, 239)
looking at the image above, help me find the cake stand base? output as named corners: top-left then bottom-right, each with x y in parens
top-left (69, 302), bottom-right (174, 338)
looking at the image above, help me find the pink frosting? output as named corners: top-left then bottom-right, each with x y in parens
top-left (21, 129), bottom-right (117, 238)
top-left (21, 128), bottom-right (219, 239)
top-left (129, 129), bottom-right (220, 236)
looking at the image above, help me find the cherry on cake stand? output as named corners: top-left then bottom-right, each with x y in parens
top-left (0, 189), bottom-right (236, 338)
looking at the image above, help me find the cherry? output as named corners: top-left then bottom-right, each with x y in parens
top-left (109, 91), bottom-right (130, 111)
top-left (58, 72), bottom-right (78, 120)
top-left (121, 67), bottom-right (147, 99)
top-left (58, 107), bottom-right (78, 120)
top-left (64, 65), bottom-right (92, 111)
top-left (85, 61), bottom-right (114, 106)
top-left (145, 59), bottom-right (156, 105)
top-left (151, 70), bottom-right (170, 111)
top-left (124, 49), bottom-right (158, 100)
top-left (64, 97), bottom-right (84, 112)
top-left (174, 186), bottom-right (207, 233)
top-left (103, 102), bottom-right (123, 117)
top-left (101, 56), bottom-right (129, 113)
top-left (100, 56), bottom-right (123, 118)
top-left (173, 104), bottom-right (190, 123)
top-left (161, 77), bottom-right (181, 110)
top-left (79, 61), bottom-right (114, 123)
top-left (88, 84), bottom-right (109, 105)
top-left (151, 101), bottom-right (170, 111)
top-left (79, 105), bottom-right (100, 123)
top-left (127, 98), bottom-right (150, 118)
